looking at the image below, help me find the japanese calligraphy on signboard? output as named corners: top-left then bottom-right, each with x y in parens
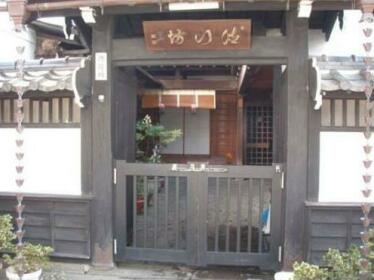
top-left (143, 20), bottom-right (251, 52)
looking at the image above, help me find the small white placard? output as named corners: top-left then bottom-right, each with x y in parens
top-left (95, 52), bottom-right (107, 81)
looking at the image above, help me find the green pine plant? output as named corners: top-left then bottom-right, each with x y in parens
top-left (136, 115), bottom-right (182, 163)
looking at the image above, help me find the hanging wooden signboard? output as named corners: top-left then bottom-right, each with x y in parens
top-left (143, 19), bottom-right (251, 52)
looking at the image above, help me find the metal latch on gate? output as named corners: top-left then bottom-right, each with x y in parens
top-left (113, 168), bottom-right (117, 185)
top-left (275, 164), bottom-right (284, 189)
top-left (114, 238), bottom-right (117, 255)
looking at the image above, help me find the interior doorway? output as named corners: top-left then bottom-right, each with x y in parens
top-left (113, 64), bottom-right (281, 269)
top-left (134, 65), bottom-right (274, 166)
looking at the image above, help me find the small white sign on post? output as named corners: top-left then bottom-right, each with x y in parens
top-left (95, 52), bottom-right (107, 81)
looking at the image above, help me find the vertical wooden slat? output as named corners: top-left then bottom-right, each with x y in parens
top-left (73, 102), bottom-right (81, 123)
top-left (32, 100), bottom-right (39, 123)
top-left (342, 99), bottom-right (347, 127)
top-left (214, 178), bottom-right (219, 252)
top-left (3, 99), bottom-right (11, 123)
top-left (236, 179), bottom-right (241, 252)
top-left (42, 101), bottom-right (49, 123)
top-left (49, 97), bottom-right (53, 123)
top-left (258, 179), bottom-right (264, 253)
top-left (23, 99), bottom-right (30, 123)
top-left (58, 97), bottom-right (64, 123)
top-left (359, 100), bottom-right (366, 127)
top-left (247, 179), bottom-right (253, 252)
top-left (144, 176), bottom-right (148, 248)
top-left (52, 98), bottom-right (60, 123)
top-left (69, 97), bottom-right (73, 123)
top-left (346, 99), bottom-right (355, 127)
top-left (0, 99), bottom-right (3, 123)
top-left (330, 98), bottom-right (335, 127)
top-left (154, 176), bottom-right (159, 248)
top-left (133, 176), bottom-right (137, 247)
top-left (355, 99), bottom-right (360, 128)
top-left (225, 178), bottom-right (230, 252)
top-left (165, 176), bottom-right (169, 248)
top-left (62, 98), bottom-right (70, 123)
top-left (11, 98), bottom-right (15, 123)
top-left (334, 99), bottom-right (343, 127)
top-left (176, 176), bottom-right (180, 250)
top-left (12, 99), bottom-right (17, 123)
top-left (321, 99), bottom-right (331, 127)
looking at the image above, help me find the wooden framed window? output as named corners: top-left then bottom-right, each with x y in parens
top-left (245, 105), bottom-right (273, 166)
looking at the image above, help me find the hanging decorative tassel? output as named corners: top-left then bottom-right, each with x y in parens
top-left (14, 46), bottom-right (27, 277)
top-left (359, 9), bottom-right (374, 280)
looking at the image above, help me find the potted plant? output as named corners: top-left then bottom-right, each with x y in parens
top-left (136, 115), bottom-right (182, 163)
top-left (0, 214), bottom-right (16, 277)
top-left (0, 215), bottom-right (53, 280)
top-left (4, 243), bottom-right (53, 280)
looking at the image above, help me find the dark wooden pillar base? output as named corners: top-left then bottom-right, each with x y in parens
top-left (282, 10), bottom-right (309, 270)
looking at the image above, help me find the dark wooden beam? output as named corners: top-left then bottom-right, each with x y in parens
top-left (272, 65), bottom-right (286, 164)
top-left (112, 37), bottom-right (288, 66)
top-left (102, 1), bottom-right (353, 14)
top-left (91, 15), bottom-right (115, 267)
top-left (136, 67), bottom-right (163, 86)
top-left (282, 10), bottom-right (309, 270)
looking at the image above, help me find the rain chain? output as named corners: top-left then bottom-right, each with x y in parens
top-left (360, 10), bottom-right (374, 280)
top-left (14, 46), bottom-right (26, 278)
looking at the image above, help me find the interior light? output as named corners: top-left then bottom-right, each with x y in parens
top-left (168, 2), bottom-right (219, 11)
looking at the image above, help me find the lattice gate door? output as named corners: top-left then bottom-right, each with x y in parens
top-left (114, 162), bottom-right (283, 269)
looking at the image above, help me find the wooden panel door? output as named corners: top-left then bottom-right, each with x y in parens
top-left (210, 92), bottom-right (238, 164)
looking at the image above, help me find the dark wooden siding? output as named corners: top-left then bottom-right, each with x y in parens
top-left (0, 194), bottom-right (91, 259)
top-left (305, 202), bottom-right (365, 265)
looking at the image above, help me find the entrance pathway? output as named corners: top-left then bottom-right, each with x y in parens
top-left (42, 262), bottom-right (275, 280)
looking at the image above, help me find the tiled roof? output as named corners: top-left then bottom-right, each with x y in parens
top-left (0, 57), bottom-right (91, 107)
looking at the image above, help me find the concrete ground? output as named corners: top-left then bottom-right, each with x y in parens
top-left (41, 262), bottom-right (275, 280)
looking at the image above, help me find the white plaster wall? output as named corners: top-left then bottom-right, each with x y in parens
top-left (0, 129), bottom-right (81, 195)
top-left (319, 132), bottom-right (374, 202)
top-left (309, 10), bottom-right (370, 57)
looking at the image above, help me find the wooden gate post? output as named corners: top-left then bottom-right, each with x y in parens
top-left (91, 15), bottom-right (115, 267)
top-left (282, 10), bottom-right (309, 270)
